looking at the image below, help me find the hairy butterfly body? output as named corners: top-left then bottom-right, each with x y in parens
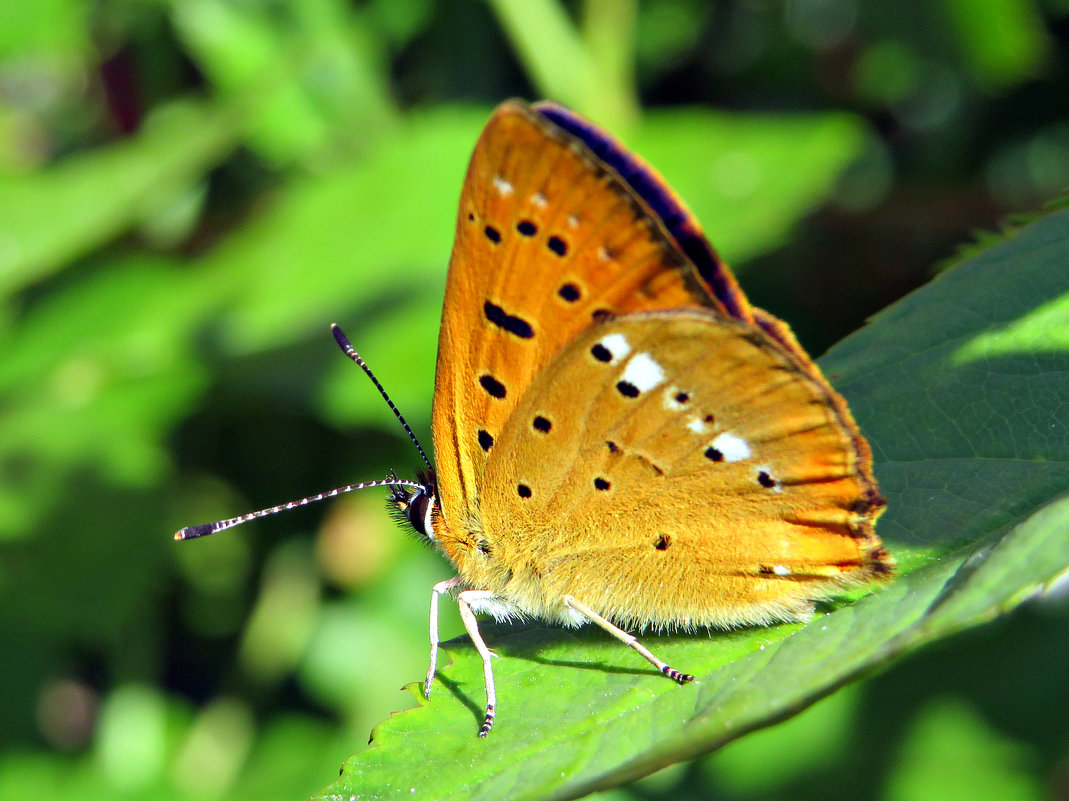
top-left (178, 99), bottom-right (891, 738)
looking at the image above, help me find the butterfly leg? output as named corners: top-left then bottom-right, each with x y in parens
top-left (426, 576), bottom-right (463, 699)
top-left (456, 590), bottom-right (499, 737)
top-left (564, 596), bottom-right (695, 684)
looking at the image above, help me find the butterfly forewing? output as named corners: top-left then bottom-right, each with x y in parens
top-left (432, 102), bottom-right (743, 535)
top-left (475, 310), bottom-right (887, 630)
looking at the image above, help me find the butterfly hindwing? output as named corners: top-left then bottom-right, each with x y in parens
top-left (475, 310), bottom-right (888, 629)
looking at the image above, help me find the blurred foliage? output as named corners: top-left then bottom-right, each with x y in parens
top-left (0, 1), bottom-right (1067, 800)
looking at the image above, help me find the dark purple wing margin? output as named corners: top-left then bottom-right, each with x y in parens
top-left (533, 101), bottom-right (749, 321)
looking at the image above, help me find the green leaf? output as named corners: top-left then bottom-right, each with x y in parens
top-left (487, 0), bottom-right (608, 125)
top-left (0, 254), bottom-right (210, 537)
top-left (0, 101), bottom-right (238, 294)
top-left (313, 208), bottom-right (1069, 800)
top-left (172, 0), bottom-right (398, 165)
top-left (941, 0), bottom-right (1050, 90)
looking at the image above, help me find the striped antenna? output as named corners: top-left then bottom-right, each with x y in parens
top-left (175, 324), bottom-right (432, 542)
top-left (174, 478), bottom-right (425, 540)
top-left (331, 324), bottom-right (432, 471)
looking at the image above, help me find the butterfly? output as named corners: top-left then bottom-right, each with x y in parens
top-left (179, 99), bottom-right (892, 737)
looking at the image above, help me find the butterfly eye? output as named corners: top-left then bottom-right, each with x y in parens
top-left (405, 490), bottom-right (435, 538)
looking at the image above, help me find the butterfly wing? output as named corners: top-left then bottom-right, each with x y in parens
top-left (475, 310), bottom-right (889, 629)
top-left (431, 100), bottom-right (743, 542)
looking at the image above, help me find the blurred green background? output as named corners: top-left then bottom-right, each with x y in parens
top-left (1, 0), bottom-right (1067, 799)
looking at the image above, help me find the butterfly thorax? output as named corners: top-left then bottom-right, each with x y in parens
top-left (391, 472), bottom-right (512, 596)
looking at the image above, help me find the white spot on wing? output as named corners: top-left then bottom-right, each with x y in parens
top-left (621, 352), bottom-right (665, 393)
top-left (687, 417), bottom-right (709, 434)
top-left (711, 432), bottom-right (751, 462)
top-left (598, 333), bottom-right (631, 364)
top-left (597, 246), bottom-right (611, 262)
top-left (567, 214), bottom-right (579, 228)
top-left (531, 192), bottom-right (547, 208)
top-left (772, 565), bottom-right (791, 576)
top-left (493, 176), bottom-right (513, 196)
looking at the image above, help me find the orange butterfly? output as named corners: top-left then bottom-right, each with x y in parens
top-left (179, 100), bottom-right (891, 737)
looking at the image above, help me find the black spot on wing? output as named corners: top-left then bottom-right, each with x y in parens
top-left (534, 102), bottom-right (745, 320)
top-left (484, 300), bottom-right (534, 339)
top-left (558, 283), bottom-right (580, 302)
top-left (480, 374), bottom-right (506, 399)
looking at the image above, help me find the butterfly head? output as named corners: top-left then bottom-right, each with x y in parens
top-left (388, 469), bottom-right (438, 540)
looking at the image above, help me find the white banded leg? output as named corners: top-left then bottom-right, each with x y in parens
top-left (456, 590), bottom-right (499, 737)
top-left (564, 595), bottom-right (695, 684)
top-left (425, 576), bottom-right (462, 699)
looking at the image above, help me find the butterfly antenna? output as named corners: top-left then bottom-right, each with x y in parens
top-left (331, 323), bottom-right (433, 472)
top-left (174, 477), bottom-right (426, 541)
